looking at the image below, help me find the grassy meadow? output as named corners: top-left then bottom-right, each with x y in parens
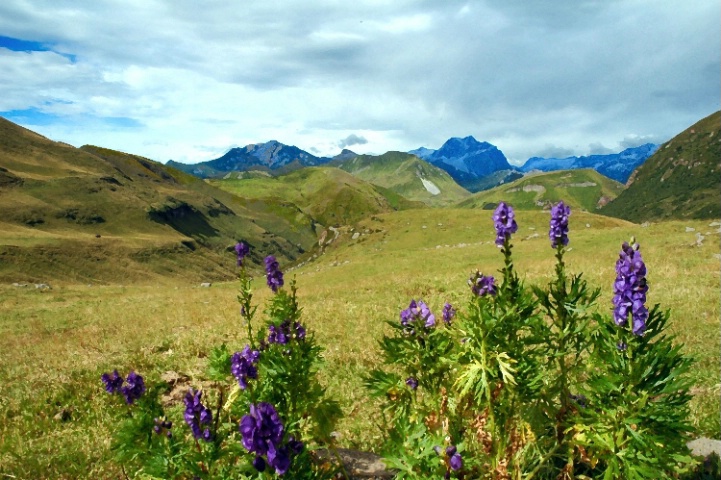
top-left (1, 208), bottom-right (719, 478)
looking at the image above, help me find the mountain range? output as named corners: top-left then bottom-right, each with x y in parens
top-left (520, 143), bottom-right (658, 183)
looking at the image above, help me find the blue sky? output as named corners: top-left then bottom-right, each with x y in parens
top-left (0, 1), bottom-right (718, 165)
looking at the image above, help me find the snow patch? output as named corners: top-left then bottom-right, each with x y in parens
top-left (420, 178), bottom-right (441, 195)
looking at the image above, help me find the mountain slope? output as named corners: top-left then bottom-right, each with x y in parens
top-left (601, 111), bottom-right (721, 222)
top-left (334, 151), bottom-right (471, 206)
top-left (210, 167), bottom-right (422, 228)
top-left (167, 140), bottom-right (331, 178)
top-left (521, 144), bottom-right (658, 183)
top-left (456, 169), bottom-right (625, 212)
top-left (0, 117), bottom-right (318, 283)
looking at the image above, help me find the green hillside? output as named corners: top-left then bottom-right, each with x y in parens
top-left (210, 166), bottom-right (423, 228)
top-left (0, 118), bottom-right (319, 284)
top-left (334, 151), bottom-right (471, 206)
top-left (601, 111), bottom-right (721, 222)
top-left (456, 168), bottom-right (625, 211)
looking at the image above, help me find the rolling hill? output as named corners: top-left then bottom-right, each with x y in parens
top-left (333, 151), bottom-right (471, 206)
top-left (209, 166), bottom-right (424, 228)
top-left (601, 111), bottom-right (721, 222)
top-left (455, 169), bottom-right (625, 212)
top-left (0, 117), bottom-right (320, 284)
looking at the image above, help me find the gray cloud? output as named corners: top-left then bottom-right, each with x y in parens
top-left (588, 143), bottom-right (615, 155)
top-left (338, 134), bottom-right (368, 148)
top-left (0, 0), bottom-right (716, 163)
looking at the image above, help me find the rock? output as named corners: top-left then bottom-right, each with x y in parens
top-left (34, 283), bottom-right (51, 290)
top-left (352, 232), bottom-right (360, 240)
top-left (641, 222), bottom-right (651, 227)
top-left (54, 408), bottom-right (72, 422)
top-left (709, 221), bottom-right (721, 227)
top-left (685, 227), bottom-right (696, 232)
top-left (695, 232), bottom-right (705, 247)
top-left (12, 282), bottom-right (27, 287)
top-left (200, 282), bottom-right (212, 287)
top-left (316, 448), bottom-right (395, 479)
top-left (585, 223), bottom-right (591, 228)
top-left (688, 438), bottom-right (721, 458)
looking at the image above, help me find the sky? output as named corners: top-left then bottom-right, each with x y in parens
top-left (0, 1), bottom-right (718, 166)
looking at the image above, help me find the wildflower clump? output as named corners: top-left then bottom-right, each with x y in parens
top-left (367, 200), bottom-right (695, 479)
top-left (101, 242), bottom-right (341, 479)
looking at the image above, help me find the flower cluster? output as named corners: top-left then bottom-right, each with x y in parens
top-left (101, 369), bottom-right (124, 394)
top-left (183, 389), bottom-right (213, 442)
top-left (266, 320), bottom-right (306, 345)
top-left (468, 271), bottom-right (497, 297)
top-left (264, 255), bottom-right (284, 292)
top-left (235, 241), bottom-right (250, 267)
top-left (612, 241), bottom-right (649, 336)
top-left (240, 402), bottom-right (303, 475)
top-left (153, 417), bottom-right (173, 438)
top-left (231, 345), bottom-right (260, 390)
top-left (492, 201), bottom-right (518, 246)
top-left (101, 370), bottom-right (146, 405)
top-left (400, 299), bottom-right (436, 330)
top-left (435, 444), bottom-right (463, 474)
top-left (549, 201), bottom-right (571, 248)
top-left (442, 303), bottom-right (456, 325)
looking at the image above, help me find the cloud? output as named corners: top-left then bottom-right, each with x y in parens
top-left (0, 0), bottom-right (716, 164)
top-left (338, 134), bottom-right (368, 148)
top-left (588, 142), bottom-right (615, 155)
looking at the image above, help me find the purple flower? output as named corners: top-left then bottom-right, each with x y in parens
top-left (612, 241), bottom-right (649, 336)
top-left (549, 201), bottom-right (571, 248)
top-left (442, 303), bottom-right (456, 325)
top-left (294, 322), bottom-right (306, 340)
top-left (445, 445), bottom-right (463, 471)
top-left (240, 402), bottom-right (295, 475)
top-left (492, 202), bottom-right (518, 246)
top-left (231, 345), bottom-right (260, 390)
top-left (183, 389), bottom-right (213, 441)
top-left (264, 255), bottom-right (284, 292)
top-left (468, 271), bottom-right (497, 297)
top-left (153, 417), bottom-right (173, 438)
top-left (121, 371), bottom-right (146, 405)
top-left (399, 299), bottom-right (436, 330)
top-left (405, 377), bottom-right (419, 390)
top-left (235, 241), bottom-right (250, 267)
top-left (101, 370), bottom-right (124, 394)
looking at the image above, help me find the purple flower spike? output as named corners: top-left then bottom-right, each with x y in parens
top-left (468, 271), bottom-right (497, 297)
top-left (612, 241), bottom-right (649, 336)
top-left (492, 202), bottom-right (518, 246)
top-left (264, 255), bottom-right (284, 292)
top-left (446, 445), bottom-right (463, 471)
top-left (183, 389), bottom-right (213, 441)
top-left (442, 303), bottom-right (456, 325)
top-left (240, 402), bottom-right (294, 475)
top-left (399, 299), bottom-right (436, 331)
top-left (231, 345), bottom-right (260, 390)
top-left (121, 371), bottom-right (146, 405)
top-left (101, 369), bottom-right (124, 394)
top-left (235, 242), bottom-right (250, 267)
top-left (549, 201), bottom-right (571, 248)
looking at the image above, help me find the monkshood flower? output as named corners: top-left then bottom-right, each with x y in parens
top-left (240, 402), bottom-right (296, 475)
top-left (612, 241), bottom-right (649, 336)
top-left (442, 303), bottom-right (456, 325)
top-left (468, 271), bottom-right (497, 297)
top-left (121, 371), bottom-right (146, 405)
top-left (549, 201), bottom-right (571, 248)
top-left (231, 345), bottom-right (260, 390)
top-left (267, 320), bottom-right (307, 346)
top-left (235, 241), bottom-right (250, 267)
top-left (492, 201), bottom-right (518, 246)
top-left (264, 255), bottom-right (284, 292)
top-left (405, 377), bottom-right (419, 390)
top-left (153, 417), bottom-right (173, 438)
top-left (446, 445), bottom-right (463, 471)
top-left (399, 299), bottom-right (436, 329)
top-left (101, 370), bottom-right (124, 394)
top-left (183, 389), bottom-right (213, 442)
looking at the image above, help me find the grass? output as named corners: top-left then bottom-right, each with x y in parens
top-left (0, 208), bottom-right (719, 478)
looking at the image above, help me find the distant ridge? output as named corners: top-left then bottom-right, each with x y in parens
top-left (521, 144), bottom-right (658, 183)
top-left (601, 111), bottom-right (721, 221)
top-left (167, 140), bottom-right (332, 178)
